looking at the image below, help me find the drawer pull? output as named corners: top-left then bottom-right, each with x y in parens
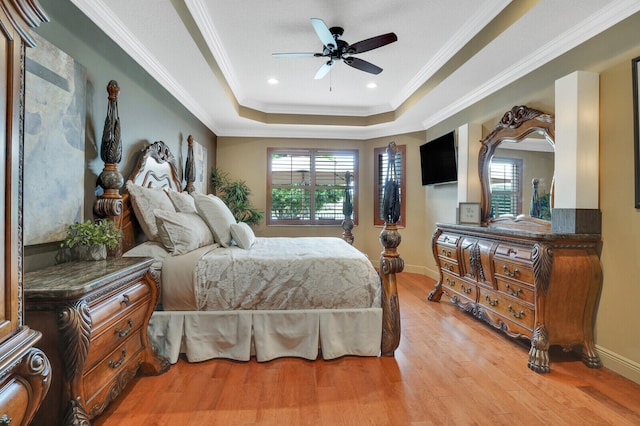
top-left (446, 277), bottom-right (455, 287)
top-left (460, 284), bottom-right (472, 294)
top-left (108, 349), bottom-right (127, 369)
top-left (505, 284), bottom-right (522, 297)
top-left (503, 265), bottom-right (519, 278)
top-left (0, 414), bottom-right (12, 425)
top-left (485, 295), bottom-right (498, 306)
top-left (508, 305), bottom-right (525, 319)
top-left (115, 319), bottom-right (134, 338)
top-left (443, 263), bottom-right (453, 271)
top-left (121, 294), bottom-right (130, 307)
top-left (441, 249), bottom-right (451, 257)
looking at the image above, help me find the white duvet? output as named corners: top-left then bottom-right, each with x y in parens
top-left (161, 237), bottom-right (382, 311)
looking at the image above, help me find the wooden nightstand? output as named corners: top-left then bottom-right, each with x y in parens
top-left (25, 257), bottom-right (170, 425)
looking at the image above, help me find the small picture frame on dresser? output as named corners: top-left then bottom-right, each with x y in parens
top-left (458, 202), bottom-right (481, 225)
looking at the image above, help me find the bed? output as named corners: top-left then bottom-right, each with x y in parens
top-left (104, 139), bottom-right (400, 363)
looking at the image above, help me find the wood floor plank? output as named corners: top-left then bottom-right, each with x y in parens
top-left (92, 272), bottom-right (640, 426)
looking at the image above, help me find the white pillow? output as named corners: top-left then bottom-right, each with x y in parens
top-left (122, 241), bottom-right (169, 270)
top-left (154, 209), bottom-right (215, 255)
top-left (126, 181), bottom-right (176, 241)
top-left (166, 189), bottom-right (197, 214)
top-left (192, 193), bottom-right (236, 247)
top-left (230, 222), bottom-right (256, 249)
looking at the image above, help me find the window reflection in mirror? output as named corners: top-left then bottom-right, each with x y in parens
top-left (489, 136), bottom-right (554, 220)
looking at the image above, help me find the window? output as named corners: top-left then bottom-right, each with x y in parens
top-left (374, 144), bottom-right (406, 226)
top-left (489, 157), bottom-right (522, 217)
top-left (267, 148), bottom-right (358, 225)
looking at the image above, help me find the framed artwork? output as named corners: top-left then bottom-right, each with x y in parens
top-left (24, 33), bottom-right (87, 245)
top-left (633, 56), bottom-right (640, 208)
top-left (458, 202), bottom-right (481, 225)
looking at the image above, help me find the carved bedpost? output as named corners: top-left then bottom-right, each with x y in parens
top-left (94, 81), bottom-right (124, 255)
top-left (341, 170), bottom-right (354, 244)
top-left (379, 142), bottom-right (403, 356)
top-left (184, 135), bottom-right (195, 193)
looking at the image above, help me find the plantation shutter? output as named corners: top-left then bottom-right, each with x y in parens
top-left (489, 157), bottom-right (522, 217)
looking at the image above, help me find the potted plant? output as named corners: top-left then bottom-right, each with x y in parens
top-left (60, 219), bottom-right (122, 261)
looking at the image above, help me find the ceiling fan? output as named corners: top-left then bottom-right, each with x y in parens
top-left (272, 18), bottom-right (398, 80)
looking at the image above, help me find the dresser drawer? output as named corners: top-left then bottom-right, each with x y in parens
top-left (496, 277), bottom-right (535, 304)
top-left (438, 233), bottom-right (460, 248)
top-left (83, 330), bottom-right (145, 405)
top-left (494, 243), bottom-right (533, 262)
top-left (0, 379), bottom-right (29, 426)
top-left (478, 287), bottom-right (534, 331)
top-left (90, 281), bottom-right (150, 330)
top-left (493, 259), bottom-right (534, 285)
top-left (439, 259), bottom-right (461, 276)
top-left (442, 272), bottom-right (476, 304)
top-left (85, 303), bottom-right (149, 370)
top-left (436, 243), bottom-right (458, 261)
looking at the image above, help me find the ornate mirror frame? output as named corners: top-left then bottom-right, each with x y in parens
top-left (479, 105), bottom-right (555, 228)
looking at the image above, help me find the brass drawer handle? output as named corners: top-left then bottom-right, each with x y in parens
top-left (446, 277), bottom-right (455, 287)
top-left (115, 319), bottom-right (134, 338)
top-left (505, 284), bottom-right (522, 297)
top-left (508, 305), bottom-right (525, 319)
top-left (485, 295), bottom-right (498, 306)
top-left (441, 248), bottom-right (451, 257)
top-left (0, 414), bottom-right (12, 425)
top-left (503, 265), bottom-right (519, 277)
top-left (121, 294), bottom-right (130, 307)
top-left (460, 284), bottom-right (472, 294)
top-left (443, 263), bottom-right (453, 271)
top-left (108, 349), bottom-right (127, 369)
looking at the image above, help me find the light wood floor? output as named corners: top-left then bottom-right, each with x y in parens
top-left (94, 273), bottom-right (640, 425)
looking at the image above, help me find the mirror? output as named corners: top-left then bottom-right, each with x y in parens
top-left (479, 105), bottom-right (555, 229)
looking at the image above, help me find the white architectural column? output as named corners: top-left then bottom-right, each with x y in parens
top-left (553, 70), bottom-right (601, 233)
top-left (456, 122), bottom-right (482, 204)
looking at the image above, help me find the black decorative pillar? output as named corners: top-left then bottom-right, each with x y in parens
top-left (94, 81), bottom-right (124, 254)
top-left (341, 170), bottom-right (354, 244)
top-left (379, 142), bottom-right (403, 356)
top-left (184, 135), bottom-right (196, 193)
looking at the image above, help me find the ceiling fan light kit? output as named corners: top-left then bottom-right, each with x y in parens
top-left (273, 18), bottom-right (397, 80)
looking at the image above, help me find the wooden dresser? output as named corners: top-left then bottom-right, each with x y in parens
top-left (429, 223), bottom-right (602, 373)
top-left (25, 257), bottom-right (169, 425)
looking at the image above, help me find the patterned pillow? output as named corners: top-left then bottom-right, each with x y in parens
top-left (154, 209), bottom-right (214, 255)
top-left (230, 222), bottom-right (256, 249)
top-left (192, 193), bottom-right (236, 247)
top-left (126, 181), bottom-right (176, 241)
top-left (166, 189), bottom-right (197, 214)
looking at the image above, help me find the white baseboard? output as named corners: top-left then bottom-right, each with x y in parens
top-left (401, 264), bottom-right (439, 281)
top-left (596, 345), bottom-right (640, 385)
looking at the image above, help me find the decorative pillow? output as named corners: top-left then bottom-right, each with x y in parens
top-left (154, 209), bottom-right (215, 255)
top-left (166, 189), bottom-right (197, 214)
top-left (230, 222), bottom-right (256, 249)
top-left (126, 181), bottom-right (176, 241)
top-left (192, 193), bottom-right (236, 247)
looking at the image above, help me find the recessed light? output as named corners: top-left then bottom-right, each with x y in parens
top-left (367, 82), bottom-right (377, 89)
top-left (268, 78), bottom-right (279, 85)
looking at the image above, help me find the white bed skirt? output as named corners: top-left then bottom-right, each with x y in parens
top-left (148, 308), bottom-right (383, 363)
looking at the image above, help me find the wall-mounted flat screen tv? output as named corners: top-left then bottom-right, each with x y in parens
top-left (420, 130), bottom-right (458, 186)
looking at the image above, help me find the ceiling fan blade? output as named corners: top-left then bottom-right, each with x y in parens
top-left (349, 32), bottom-right (397, 54)
top-left (272, 52), bottom-right (317, 58)
top-left (344, 57), bottom-right (382, 75)
top-left (311, 18), bottom-right (336, 50)
top-left (314, 61), bottom-right (333, 80)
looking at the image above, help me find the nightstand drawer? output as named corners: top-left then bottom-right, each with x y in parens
top-left (85, 303), bottom-right (148, 370)
top-left (90, 280), bottom-right (150, 330)
top-left (83, 329), bottom-right (145, 406)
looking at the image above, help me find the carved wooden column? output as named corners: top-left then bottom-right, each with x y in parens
top-left (94, 81), bottom-right (124, 254)
top-left (341, 170), bottom-right (354, 244)
top-left (379, 142), bottom-right (403, 356)
top-left (184, 135), bottom-right (195, 193)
